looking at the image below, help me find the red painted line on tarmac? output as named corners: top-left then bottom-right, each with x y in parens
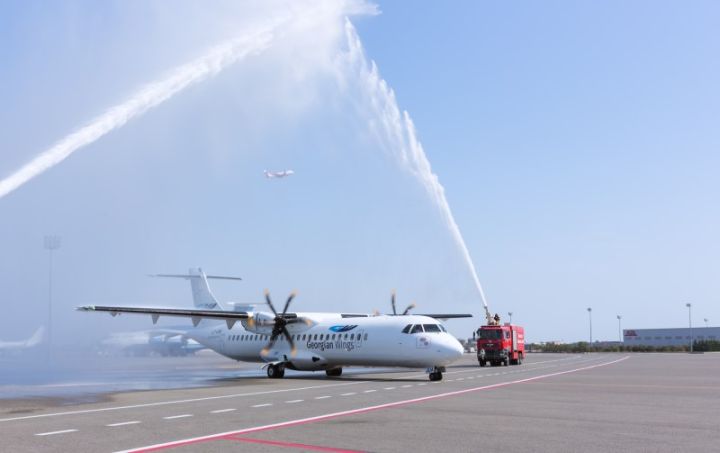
top-left (226, 436), bottom-right (366, 452)
top-left (116, 356), bottom-right (629, 453)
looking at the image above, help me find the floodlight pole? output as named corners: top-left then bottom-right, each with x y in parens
top-left (44, 235), bottom-right (61, 358)
top-left (686, 303), bottom-right (693, 353)
top-left (617, 315), bottom-right (622, 342)
top-left (587, 307), bottom-right (593, 344)
top-left (704, 318), bottom-right (709, 328)
top-left (508, 312), bottom-right (513, 324)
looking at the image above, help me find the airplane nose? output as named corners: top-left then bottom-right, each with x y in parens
top-left (440, 336), bottom-right (464, 361)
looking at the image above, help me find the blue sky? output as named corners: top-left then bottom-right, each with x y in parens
top-left (1, 1), bottom-right (718, 344)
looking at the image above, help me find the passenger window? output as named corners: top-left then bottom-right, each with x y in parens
top-left (314, 334), bottom-right (318, 340)
top-left (402, 324), bottom-right (412, 334)
top-left (350, 333), bottom-right (355, 340)
top-left (423, 324), bottom-right (441, 333)
top-left (364, 333), bottom-right (368, 341)
top-left (411, 324), bottom-right (424, 334)
top-left (344, 333), bottom-right (348, 339)
top-left (332, 334), bottom-right (336, 340)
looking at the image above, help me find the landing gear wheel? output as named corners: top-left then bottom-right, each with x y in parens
top-left (325, 367), bottom-right (343, 377)
top-left (267, 364), bottom-right (285, 379)
top-left (429, 371), bottom-right (443, 381)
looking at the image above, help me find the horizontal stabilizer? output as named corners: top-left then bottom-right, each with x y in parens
top-left (150, 274), bottom-right (242, 281)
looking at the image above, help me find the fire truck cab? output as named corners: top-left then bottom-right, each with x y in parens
top-left (476, 323), bottom-right (525, 367)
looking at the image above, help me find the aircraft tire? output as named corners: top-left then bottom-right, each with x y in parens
top-left (267, 364), bottom-right (285, 379)
top-left (429, 371), bottom-right (442, 381)
top-left (325, 367), bottom-right (343, 377)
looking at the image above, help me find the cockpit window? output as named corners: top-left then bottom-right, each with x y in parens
top-left (423, 324), bottom-right (441, 333)
top-left (402, 324), bottom-right (412, 334)
top-left (410, 324), bottom-right (424, 334)
top-left (439, 325), bottom-right (447, 332)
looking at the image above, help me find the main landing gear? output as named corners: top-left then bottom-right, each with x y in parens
top-left (428, 366), bottom-right (445, 381)
top-left (325, 367), bottom-right (343, 377)
top-left (267, 363), bottom-right (285, 378)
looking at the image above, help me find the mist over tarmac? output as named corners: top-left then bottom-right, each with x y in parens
top-left (0, 0), bottom-right (486, 389)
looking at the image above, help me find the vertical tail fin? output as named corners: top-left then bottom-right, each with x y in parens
top-left (188, 268), bottom-right (222, 310)
top-left (151, 268), bottom-right (242, 311)
top-left (25, 327), bottom-right (45, 347)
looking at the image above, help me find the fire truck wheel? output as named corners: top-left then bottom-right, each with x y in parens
top-left (479, 360), bottom-right (486, 367)
top-left (503, 358), bottom-right (509, 366)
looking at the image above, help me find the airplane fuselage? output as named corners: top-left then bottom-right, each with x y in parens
top-left (190, 313), bottom-right (464, 371)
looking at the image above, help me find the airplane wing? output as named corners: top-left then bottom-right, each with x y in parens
top-left (77, 305), bottom-right (299, 329)
top-left (416, 314), bottom-right (474, 319)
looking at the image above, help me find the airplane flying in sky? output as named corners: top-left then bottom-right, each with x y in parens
top-left (78, 269), bottom-right (470, 381)
top-left (0, 327), bottom-right (45, 355)
top-left (264, 169), bottom-right (294, 179)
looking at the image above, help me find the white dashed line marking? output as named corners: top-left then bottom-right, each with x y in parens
top-left (285, 400), bottom-right (304, 404)
top-left (210, 409), bottom-right (236, 414)
top-left (252, 403), bottom-right (272, 408)
top-left (417, 383), bottom-right (427, 386)
top-left (384, 387), bottom-right (396, 390)
top-left (35, 429), bottom-right (78, 436)
top-left (401, 385), bottom-right (412, 388)
top-left (314, 396), bottom-right (332, 400)
top-left (164, 414), bottom-right (193, 420)
top-left (106, 421), bottom-right (140, 427)
top-left (457, 378), bottom-right (465, 381)
top-left (363, 390), bottom-right (377, 393)
top-left (340, 392), bottom-right (356, 396)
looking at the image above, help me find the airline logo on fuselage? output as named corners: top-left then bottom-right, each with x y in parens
top-left (329, 325), bottom-right (358, 332)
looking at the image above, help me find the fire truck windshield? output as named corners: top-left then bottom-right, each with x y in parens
top-left (478, 329), bottom-right (502, 340)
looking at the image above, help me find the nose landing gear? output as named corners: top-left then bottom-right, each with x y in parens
top-left (428, 366), bottom-right (445, 381)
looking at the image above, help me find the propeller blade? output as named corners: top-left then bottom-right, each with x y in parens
top-left (281, 326), bottom-right (297, 357)
top-left (402, 303), bottom-right (416, 316)
top-left (264, 289), bottom-right (278, 316)
top-left (391, 290), bottom-right (397, 315)
top-left (261, 332), bottom-right (279, 356)
top-left (282, 290), bottom-right (297, 316)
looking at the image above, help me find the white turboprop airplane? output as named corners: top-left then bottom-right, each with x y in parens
top-left (78, 269), bottom-right (470, 381)
top-left (264, 169), bottom-right (294, 179)
top-left (0, 327), bottom-right (45, 354)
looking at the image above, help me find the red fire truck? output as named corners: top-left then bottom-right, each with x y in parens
top-left (476, 323), bottom-right (525, 367)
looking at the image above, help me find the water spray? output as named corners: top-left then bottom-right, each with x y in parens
top-left (340, 20), bottom-right (494, 324)
top-left (0, 19), bottom-right (286, 200)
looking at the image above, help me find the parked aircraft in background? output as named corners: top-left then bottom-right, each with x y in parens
top-left (264, 169), bottom-right (294, 179)
top-left (99, 329), bottom-right (205, 357)
top-left (0, 327), bottom-right (44, 355)
top-left (79, 269), bottom-right (470, 381)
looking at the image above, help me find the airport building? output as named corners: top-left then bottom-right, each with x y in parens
top-left (623, 327), bottom-right (720, 347)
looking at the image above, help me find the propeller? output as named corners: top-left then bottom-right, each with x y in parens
top-left (384, 290), bottom-right (415, 316)
top-left (259, 289), bottom-right (306, 357)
